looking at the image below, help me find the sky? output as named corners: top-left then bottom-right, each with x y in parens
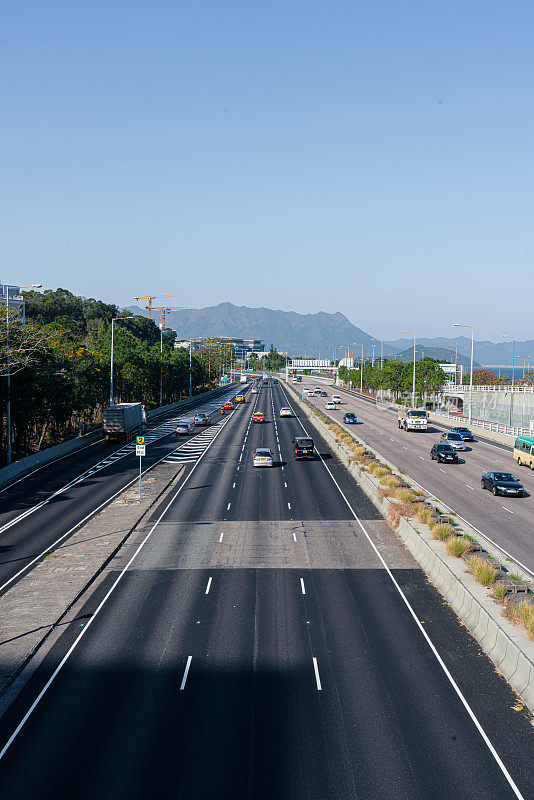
top-left (2, 1), bottom-right (534, 340)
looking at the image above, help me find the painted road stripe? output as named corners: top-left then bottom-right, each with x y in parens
top-left (312, 658), bottom-right (322, 690)
top-left (219, 531), bottom-right (224, 543)
top-left (466, 485), bottom-right (475, 491)
top-left (288, 502), bottom-right (291, 510)
top-left (502, 507), bottom-right (514, 514)
top-left (205, 576), bottom-right (212, 594)
top-left (180, 656), bottom-right (193, 691)
top-left (300, 578), bottom-right (306, 595)
top-left (293, 531), bottom-right (297, 542)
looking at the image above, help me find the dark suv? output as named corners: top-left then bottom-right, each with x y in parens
top-left (293, 437), bottom-right (315, 459)
top-left (430, 443), bottom-right (458, 463)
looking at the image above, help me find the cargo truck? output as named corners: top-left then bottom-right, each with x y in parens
top-left (103, 403), bottom-right (146, 442)
top-left (397, 407), bottom-right (428, 432)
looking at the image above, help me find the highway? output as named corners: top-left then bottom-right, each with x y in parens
top-left (0, 387), bottom-right (238, 594)
top-left (0, 379), bottom-right (532, 798)
top-left (296, 376), bottom-right (534, 575)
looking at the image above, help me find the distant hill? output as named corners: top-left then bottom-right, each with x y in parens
top-left (125, 301), bottom-right (396, 358)
top-left (386, 336), bottom-right (534, 366)
top-left (392, 346), bottom-right (482, 370)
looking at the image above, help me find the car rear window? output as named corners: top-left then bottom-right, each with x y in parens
top-left (297, 439), bottom-right (313, 447)
top-left (448, 433), bottom-right (462, 440)
top-left (256, 449), bottom-right (271, 456)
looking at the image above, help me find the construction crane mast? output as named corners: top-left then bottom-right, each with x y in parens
top-left (132, 294), bottom-right (172, 320)
top-left (153, 306), bottom-right (188, 329)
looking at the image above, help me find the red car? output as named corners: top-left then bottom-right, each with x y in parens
top-left (223, 402), bottom-right (234, 411)
top-left (252, 412), bottom-right (265, 423)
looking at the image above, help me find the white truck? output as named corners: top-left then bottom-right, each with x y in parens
top-left (239, 375), bottom-right (247, 384)
top-left (397, 407), bottom-right (428, 432)
top-left (103, 403), bottom-right (146, 442)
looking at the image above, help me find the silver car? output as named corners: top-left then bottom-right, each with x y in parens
top-left (175, 419), bottom-right (195, 436)
top-left (440, 432), bottom-right (467, 451)
top-left (253, 448), bottom-right (274, 467)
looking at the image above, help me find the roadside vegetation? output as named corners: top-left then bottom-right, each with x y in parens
top-left (337, 358), bottom-right (446, 400)
top-left (0, 288), bottom-right (232, 464)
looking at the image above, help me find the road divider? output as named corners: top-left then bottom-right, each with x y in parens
top-left (284, 380), bottom-right (534, 714)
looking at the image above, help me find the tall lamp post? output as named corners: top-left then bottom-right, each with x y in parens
top-left (3, 282), bottom-right (42, 465)
top-left (503, 334), bottom-right (516, 426)
top-left (453, 323), bottom-right (474, 424)
top-left (401, 331), bottom-right (416, 408)
top-left (189, 338), bottom-right (193, 398)
top-left (110, 315), bottom-right (133, 406)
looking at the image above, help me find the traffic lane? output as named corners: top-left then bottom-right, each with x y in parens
top-left (299, 384), bottom-right (534, 571)
top-left (301, 567), bottom-right (526, 800)
top-left (271, 384), bottom-right (355, 521)
top-left (0, 421), bottom-right (232, 593)
top-left (0, 568), bottom-right (256, 800)
top-left (230, 384), bottom-right (290, 522)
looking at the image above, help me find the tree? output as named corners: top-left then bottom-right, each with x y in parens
top-left (0, 306), bottom-right (52, 376)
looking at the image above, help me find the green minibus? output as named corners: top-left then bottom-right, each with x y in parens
top-left (513, 435), bottom-right (534, 469)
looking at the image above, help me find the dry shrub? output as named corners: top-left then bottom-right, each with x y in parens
top-left (468, 556), bottom-right (497, 587)
top-left (445, 537), bottom-right (469, 558)
top-left (382, 475), bottom-right (401, 489)
top-left (492, 583), bottom-right (508, 601)
top-left (513, 600), bottom-right (534, 639)
top-left (395, 487), bottom-right (417, 504)
top-left (374, 466), bottom-right (390, 478)
top-left (416, 505), bottom-right (433, 525)
top-left (431, 523), bottom-right (455, 541)
top-left (388, 501), bottom-right (415, 528)
top-left (378, 486), bottom-right (395, 500)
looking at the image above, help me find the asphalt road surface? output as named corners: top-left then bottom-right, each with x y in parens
top-left (0, 380), bottom-right (532, 799)
top-left (296, 376), bottom-right (534, 576)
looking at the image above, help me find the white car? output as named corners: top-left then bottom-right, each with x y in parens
top-left (331, 395), bottom-right (342, 404)
top-left (251, 387), bottom-right (258, 394)
top-left (279, 407), bottom-right (292, 417)
top-left (440, 432), bottom-right (467, 451)
top-left (253, 448), bottom-right (274, 467)
top-left (325, 401), bottom-right (337, 410)
top-left (314, 386), bottom-right (322, 393)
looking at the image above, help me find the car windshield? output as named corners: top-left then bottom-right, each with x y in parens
top-left (494, 473), bottom-right (516, 482)
top-left (408, 410), bottom-right (426, 417)
top-left (454, 428), bottom-right (469, 432)
top-left (298, 439), bottom-right (313, 447)
top-left (437, 444), bottom-right (454, 451)
top-left (448, 433), bottom-right (462, 440)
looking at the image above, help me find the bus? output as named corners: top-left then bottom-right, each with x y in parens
top-left (513, 435), bottom-right (534, 469)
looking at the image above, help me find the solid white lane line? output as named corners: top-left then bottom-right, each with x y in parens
top-left (227, 503), bottom-right (231, 510)
top-left (502, 507), bottom-right (514, 514)
top-left (287, 502), bottom-right (291, 510)
top-left (205, 576), bottom-right (212, 594)
top-left (312, 657), bottom-right (322, 691)
top-left (0, 408), bottom-right (235, 760)
top-left (180, 656), bottom-right (193, 691)
top-left (300, 577), bottom-right (306, 595)
top-left (281, 382), bottom-right (526, 799)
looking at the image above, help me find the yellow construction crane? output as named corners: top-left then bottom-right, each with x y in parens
top-left (153, 306), bottom-right (188, 328)
top-left (133, 294), bottom-right (172, 320)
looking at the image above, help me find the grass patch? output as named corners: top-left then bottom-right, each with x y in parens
top-left (431, 523), bottom-right (455, 541)
top-left (445, 537), bottom-right (469, 558)
top-left (416, 505), bottom-right (433, 525)
top-left (508, 571), bottom-right (522, 582)
top-left (464, 533), bottom-right (476, 543)
top-left (395, 487), bottom-right (417, 504)
top-left (513, 600), bottom-right (534, 639)
top-left (382, 475), bottom-right (401, 489)
top-left (492, 583), bottom-right (508, 601)
top-left (468, 556), bottom-right (497, 587)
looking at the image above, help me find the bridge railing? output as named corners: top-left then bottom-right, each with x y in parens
top-left (444, 383), bottom-right (534, 393)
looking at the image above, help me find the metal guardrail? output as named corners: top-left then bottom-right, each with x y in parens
top-left (432, 410), bottom-right (529, 438)
top-left (444, 383), bottom-right (534, 393)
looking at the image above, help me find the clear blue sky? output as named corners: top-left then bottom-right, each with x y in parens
top-left (2, 1), bottom-right (533, 340)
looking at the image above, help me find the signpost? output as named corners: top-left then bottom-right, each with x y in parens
top-left (136, 436), bottom-right (145, 497)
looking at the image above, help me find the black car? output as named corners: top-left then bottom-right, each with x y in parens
top-left (430, 443), bottom-right (458, 463)
top-left (293, 437), bottom-right (315, 460)
top-left (481, 472), bottom-right (524, 497)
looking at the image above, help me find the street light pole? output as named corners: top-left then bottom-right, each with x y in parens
top-left (360, 344), bottom-right (364, 395)
top-left (3, 282), bottom-right (42, 465)
top-left (401, 331), bottom-right (416, 407)
top-left (454, 323), bottom-right (474, 424)
top-left (189, 338), bottom-right (192, 398)
top-left (159, 324), bottom-right (163, 408)
top-left (503, 334), bottom-right (516, 426)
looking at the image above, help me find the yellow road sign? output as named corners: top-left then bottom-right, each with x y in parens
top-left (136, 436), bottom-right (145, 445)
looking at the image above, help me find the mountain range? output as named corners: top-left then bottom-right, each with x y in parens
top-left (125, 301), bottom-right (528, 366)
